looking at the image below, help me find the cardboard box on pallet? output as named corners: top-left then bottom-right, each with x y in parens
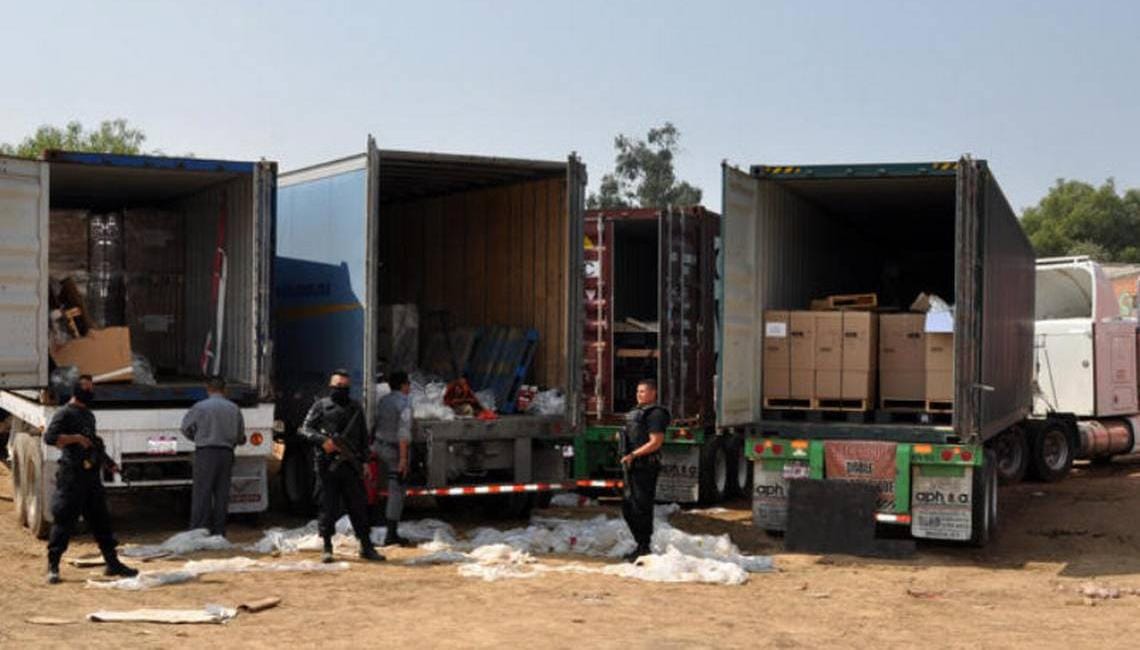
top-left (762, 310), bottom-right (791, 399)
top-left (879, 313), bottom-right (926, 402)
top-left (814, 311), bottom-right (878, 403)
top-left (789, 311), bottom-right (816, 400)
top-left (925, 332), bottom-right (954, 402)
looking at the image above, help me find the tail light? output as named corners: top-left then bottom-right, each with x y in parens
top-left (960, 449), bottom-right (973, 462)
top-left (250, 432), bottom-right (264, 446)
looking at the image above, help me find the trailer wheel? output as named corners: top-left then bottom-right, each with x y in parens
top-left (992, 427), bottom-right (1028, 485)
top-left (699, 439), bottom-right (728, 505)
top-left (20, 435), bottom-right (51, 540)
top-left (725, 435), bottom-right (750, 498)
top-left (10, 434), bottom-right (27, 526)
top-left (1028, 424), bottom-right (1073, 483)
top-left (969, 449), bottom-right (998, 547)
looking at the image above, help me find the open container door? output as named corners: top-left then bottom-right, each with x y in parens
top-left (363, 136), bottom-right (381, 420)
top-left (956, 157), bottom-right (1035, 442)
top-left (0, 156), bottom-right (49, 388)
top-left (718, 165), bottom-right (762, 427)
top-left (253, 160), bottom-right (277, 399)
top-left (565, 154), bottom-right (587, 431)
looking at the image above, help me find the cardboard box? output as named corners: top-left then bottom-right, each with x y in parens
top-left (816, 370), bottom-right (876, 402)
top-left (763, 310), bottom-right (791, 368)
top-left (763, 364), bottom-right (790, 399)
top-left (879, 313), bottom-right (926, 401)
top-left (813, 312), bottom-right (843, 371)
top-left (925, 333), bottom-right (954, 402)
top-left (790, 369), bottom-right (814, 400)
top-left (841, 312), bottom-right (878, 371)
top-left (49, 209), bottom-right (90, 277)
top-left (789, 311), bottom-right (816, 369)
top-left (49, 327), bottom-right (134, 383)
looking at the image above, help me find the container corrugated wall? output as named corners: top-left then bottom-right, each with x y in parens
top-left (975, 164), bottom-right (1036, 439)
top-left (181, 175), bottom-right (256, 385)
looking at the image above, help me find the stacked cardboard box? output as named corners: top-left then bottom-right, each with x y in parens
top-left (815, 311), bottom-right (878, 404)
top-left (925, 332), bottom-right (954, 406)
top-left (762, 310), bottom-right (818, 404)
top-left (879, 313), bottom-right (926, 405)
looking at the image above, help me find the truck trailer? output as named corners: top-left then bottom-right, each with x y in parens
top-left (273, 137), bottom-right (586, 515)
top-left (2, 151), bottom-right (278, 537)
top-left (575, 206), bottom-right (746, 503)
top-left (722, 157), bottom-right (1045, 545)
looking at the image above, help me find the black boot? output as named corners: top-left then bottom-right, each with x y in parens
top-left (383, 520), bottom-right (411, 547)
top-left (321, 537), bottom-right (334, 564)
top-left (103, 556), bottom-right (139, 578)
top-left (359, 540), bottom-right (386, 562)
top-left (46, 560), bottom-right (61, 585)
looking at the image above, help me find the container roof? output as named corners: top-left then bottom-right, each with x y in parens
top-left (378, 149), bottom-right (567, 203)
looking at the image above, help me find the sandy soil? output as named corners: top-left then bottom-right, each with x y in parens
top-left (1, 458), bottom-right (1139, 649)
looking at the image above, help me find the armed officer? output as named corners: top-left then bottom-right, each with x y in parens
top-left (299, 369), bottom-right (384, 563)
top-left (373, 371), bottom-right (413, 547)
top-left (619, 378), bottom-right (669, 562)
top-left (43, 375), bottom-right (138, 584)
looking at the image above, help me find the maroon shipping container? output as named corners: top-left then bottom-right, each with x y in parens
top-left (583, 206), bottom-right (718, 424)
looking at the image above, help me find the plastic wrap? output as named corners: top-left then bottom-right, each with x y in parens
top-left (528, 389), bottom-right (567, 416)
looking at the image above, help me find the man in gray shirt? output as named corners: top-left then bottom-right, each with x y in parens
top-left (181, 377), bottom-right (245, 536)
top-left (373, 371), bottom-right (413, 546)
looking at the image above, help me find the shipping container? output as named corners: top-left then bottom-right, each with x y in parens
top-left (274, 137), bottom-right (586, 512)
top-left (577, 207), bottom-right (741, 503)
top-left (1, 151), bottom-right (278, 537)
top-left (723, 157), bottom-right (1037, 545)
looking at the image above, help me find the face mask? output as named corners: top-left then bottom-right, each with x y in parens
top-left (74, 388), bottom-right (95, 405)
top-left (330, 386), bottom-right (350, 404)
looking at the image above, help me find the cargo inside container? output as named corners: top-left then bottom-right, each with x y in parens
top-left (375, 153), bottom-right (574, 401)
top-left (754, 175), bottom-right (957, 312)
top-left (609, 220), bottom-right (659, 412)
top-left (46, 161), bottom-right (260, 402)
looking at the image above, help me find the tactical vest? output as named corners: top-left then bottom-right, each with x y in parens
top-left (622, 404), bottom-right (668, 462)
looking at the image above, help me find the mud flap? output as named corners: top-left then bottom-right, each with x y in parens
top-left (657, 446), bottom-right (700, 503)
top-left (784, 479), bottom-right (915, 558)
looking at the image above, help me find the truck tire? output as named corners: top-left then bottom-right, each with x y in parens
top-left (969, 449), bottom-right (998, 547)
top-left (281, 443), bottom-right (316, 516)
top-left (1028, 423), bottom-right (1073, 483)
top-left (699, 438), bottom-right (728, 505)
top-left (725, 435), bottom-right (750, 498)
top-left (992, 427), bottom-right (1028, 485)
top-left (20, 435), bottom-right (51, 540)
top-left (11, 435), bottom-right (27, 526)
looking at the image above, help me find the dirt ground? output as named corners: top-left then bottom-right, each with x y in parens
top-left (1, 459), bottom-right (1139, 649)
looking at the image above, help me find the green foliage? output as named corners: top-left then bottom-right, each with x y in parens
top-left (0, 119), bottom-right (148, 157)
top-left (1021, 179), bottom-right (1140, 263)
top-left (588, 122), bottom-right (702, 209)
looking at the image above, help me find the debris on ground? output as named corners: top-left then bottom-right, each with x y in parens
top-left (87, 557), bottom-right (348, 591)
top-left (248, 518), bottom-right (456, 555)
top-left (906, 588), bottom-right (944, 600)
top-left (26, 617), bottom-right (77, 626)
top-left (88, 605), bottom-right (237, 625)
top-left (120, 529), bottom-right (233, 558)
top-left (1077, 583), bottom-right (1140, 600)
top-left (237, 597), bottom-right (282, 613)
top-left (547, 493), bottom-right (598, 508)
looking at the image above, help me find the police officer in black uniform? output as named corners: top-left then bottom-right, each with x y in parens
top-left (43, 375), bottom-right (138, 584)
top-left (619, 378), bottom-right (669, 562)
top-left (299, 369), bottom-right (384, 563)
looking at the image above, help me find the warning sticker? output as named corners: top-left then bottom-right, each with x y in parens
top-left (824, 441), bottom-right (897, 510)
top-left (765, 322), bottom-right (788, 338)
top-left (911, 467), bottom-right (974, 541)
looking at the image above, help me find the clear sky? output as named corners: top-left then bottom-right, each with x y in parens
top-left (3, 0), bottom-right (1137, 212)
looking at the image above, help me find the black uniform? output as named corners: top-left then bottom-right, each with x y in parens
top-left (43, 404), bottom-right (120, 568)
top-left (621, 403), bottom-right (670, 552)
top-left (299, 395), bottom-right (373, 547)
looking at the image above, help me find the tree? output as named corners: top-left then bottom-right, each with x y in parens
top-left (588, 122), bottom-right (702, 209)
top-left (1021, 179), bottom-right (1140, 263)
top-left (0, 119), bottom-right (149, 157)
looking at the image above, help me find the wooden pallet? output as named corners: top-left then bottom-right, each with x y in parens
top-left (815, 398), bottom-right (871, 412)
top-left (811, 293), bottom-right (878, 311)
top-left (763, 397), bottom-right (813, 410)
top-left (880, 398), bottom-right (927, 411)
top-left (926, 400), bottom-right (953, 413)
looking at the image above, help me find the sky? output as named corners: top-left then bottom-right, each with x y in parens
top-left (3, 0), bottom-right (1138, 213)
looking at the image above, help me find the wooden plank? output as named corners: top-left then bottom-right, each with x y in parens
top-left (488, 185), bottom-right (510, 326)
top-left (546, 178), bottom-right (563, 388)
top-left (466, 191), bottom-right (486, 325)
top-left (443, 193), bottom-right (466, 323)
top-left (424, 197), bottom-right (445, 311)
top-left (509, 183), bottom-right (524, 325)
top-left (532, 181), bottom-right (549, 384)
top-left (520, 181), bottom-right (536, 334)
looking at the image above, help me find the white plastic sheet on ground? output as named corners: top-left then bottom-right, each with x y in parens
top-left (247, 517), bottom-right (457, 555)
top-left (120, 529), bottom-right (233, 558)
top-left (88, 605), bottom-right (237, 625)
top-left (547, 493), bottom-right (598, 508)
top-left (87, 557), bottom-right (349, 591)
